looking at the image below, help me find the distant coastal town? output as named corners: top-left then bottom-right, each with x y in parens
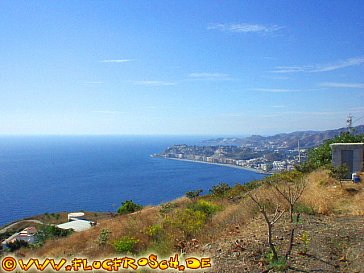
top-left (153, 143), bottom-right (306, 174)
top-left (153, 125), bottom-right (364, 174)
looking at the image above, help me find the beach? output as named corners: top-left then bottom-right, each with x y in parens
top-left (162, 157), bottom-right (270, 175)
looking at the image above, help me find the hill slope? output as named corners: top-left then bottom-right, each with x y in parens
top-left (203, 124), bottom-right (364, 148)
top-left (6, 170), bottom-right (364, 272)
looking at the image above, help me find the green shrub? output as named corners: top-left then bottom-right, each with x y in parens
top-left (159, 202), bottom-right (177, 215)
top-left (209, 183), bottom-right (231, 197)
top-left (265, 170), bottom-right (303, 185)
top-left (185, 189), bottom-right (203, 199)
top-left (144, 224), bottom-right (173, 255)
top-left (97, 229), bottom-right (111, 247)
top-left (6, 240), bottom-right (29, 252)
top-left (295, 203), bottom-right (315, 215)
top-left (187, 200), bottom-right (221, 218)
top-left (242, 180), bottom-right (263, 191)
top-left (270, 256), bottom-right (288, 271)
top-left (145, 224), bottom-right (164, 242)
top-left (329, 164), bottom-right (349, 180)
top-left (265, 251), bottom-right (288, 271)
top-left (35, 225), bottom-right (73, 246)
top-left (148, 238), bottom-right (174, 256)
top-left (299, 231), bottom-right (310, 255)
top-left (113, 236), bottom-right (139, 254)
top-left (164, 208), bottom-right (207, 239)
top-left (117, 200), bottom-right (143, 215)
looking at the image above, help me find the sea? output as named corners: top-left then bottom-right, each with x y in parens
top-left (0, 136), bottom-right (267, 227)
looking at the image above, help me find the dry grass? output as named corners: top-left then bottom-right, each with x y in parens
top-left (299, 169), bottom-right (364, 215)
top-left (20, 206), bottom-right (163, 258)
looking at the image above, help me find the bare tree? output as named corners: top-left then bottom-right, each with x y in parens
top-left (247, 193), bottom-right (284, 262)
top-left (270, 177), bottom-right (307, 223)
top-left (269, 177), bottom-right (307, 259)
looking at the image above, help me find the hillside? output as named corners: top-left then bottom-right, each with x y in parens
top-left (3, 170), bottom-right (364, 272)
top-left (203, 125), bottom-right (364, 148)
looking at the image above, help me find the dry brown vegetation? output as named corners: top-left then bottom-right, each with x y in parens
top-left (301, 170), bottom-right (364, 215)
top-left (7, 170), bottom-right (364, 272)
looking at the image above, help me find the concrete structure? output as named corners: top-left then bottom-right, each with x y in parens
top-left (330, 143), bottom-right (364, 177)
top-left (57, 219), bottom-right (94, 232)
top-left (67, 212), bottom-right (85, 221)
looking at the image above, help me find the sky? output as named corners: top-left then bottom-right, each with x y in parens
top-left (0, 0), bottom-right (363, 136)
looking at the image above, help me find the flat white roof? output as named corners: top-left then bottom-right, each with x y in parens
top-left (57, 220), bottom-right (92, 232)
top-left (68, 212), bottom-right (85, 217)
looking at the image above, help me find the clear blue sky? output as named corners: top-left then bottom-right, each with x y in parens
top-left (1, 0), bottom-right (363, 135)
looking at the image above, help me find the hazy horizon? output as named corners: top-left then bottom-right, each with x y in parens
top-left (0, 123), bottom-right (362, 138)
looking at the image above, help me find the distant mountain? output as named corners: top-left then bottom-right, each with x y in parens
top-left (202, 125), bottom-right (364, 149)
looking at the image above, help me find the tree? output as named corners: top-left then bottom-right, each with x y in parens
top-left (209, 183), bottom-right (231, 197)
top-left (247, 193), bottom-right (284, 262)
top-left (265, 170), bottom-right (307, 260)
top-left (268, 175), bottom-right (306, 223)
top-left (117, 200), bottom-right (143, 215)
top-left (185, 189), bottom-right (203, 200)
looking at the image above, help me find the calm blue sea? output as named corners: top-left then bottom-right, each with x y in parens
top-left (0, 136), bottom-right (266, 227)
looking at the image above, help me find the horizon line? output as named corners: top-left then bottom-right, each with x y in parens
top-left (0, 124), bottom-right (361, 138)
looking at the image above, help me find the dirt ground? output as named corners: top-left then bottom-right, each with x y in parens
top-left (197, 214), bottom-right (363, 273)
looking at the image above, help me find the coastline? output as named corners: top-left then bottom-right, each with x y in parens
top-left (158, 157), bottom-right (270, 175)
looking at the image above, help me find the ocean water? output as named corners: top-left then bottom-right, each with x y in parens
top-left (0, 136), bottom-right (266, 227)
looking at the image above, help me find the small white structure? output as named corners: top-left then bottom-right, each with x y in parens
top-left (57, 220), bottom-right (94, 232)
top-left (67, 212), bottom-right (85, 222)
top-left (330, 143), bottom-right (364, 177)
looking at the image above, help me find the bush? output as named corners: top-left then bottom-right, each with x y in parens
top-left (145, 225), bottom-right (173, 255)
top-left (6, 240), bottom-right (29, 252)
top-left (270, 256), bottom-right (288, 271)
top-left (113, 236), bottom-right (139, 254)
top-left (265, 170), bottom-right (303, 185)
top-left (97, 229), bottom-right (111, 247)
top-left (265, 251), bottom-right (288, 271)
top-left (117, 200), bottom-right (143, 215)
top-left (159, 202), bottom-right (177, 215)
top-left (187, 200), bottom-right (221, 218)
top-left (242, 180), bottom-right (263, 191)
top-left (164, 208), bottom-right (207, 239)
top-left (295, 203), bottom-right (315, 215)
top-left (185, 189), bottom-right (203, 199)
top-left (299, 231), bottom-right (310, 255)
top-left (35, 225), bottom-right (73, 246)
top-left (209, 183), bottom-right (231, 197)
top-left (145, 224), bottom-right (164, 242)
top-left (148, 238), bottom-right (174, 256)
top-left (329, 164), bottom-right (349, 180)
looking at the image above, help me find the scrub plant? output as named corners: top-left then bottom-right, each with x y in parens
top-left (97, 229), bottom-right (111, 247)
top-left (113, 236), bottom-right (140, 254)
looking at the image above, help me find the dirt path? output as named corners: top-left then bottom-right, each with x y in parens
top-left (0, 220), bottom-right (43, 234)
